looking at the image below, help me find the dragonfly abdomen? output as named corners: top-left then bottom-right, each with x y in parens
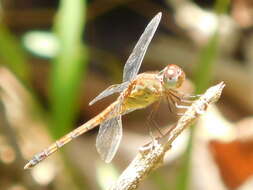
top-left (24, 101), bottom-right (120, 169)
top-left (24, 129), bottom-right (89, 169)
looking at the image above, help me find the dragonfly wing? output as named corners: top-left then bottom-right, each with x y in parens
top-left (96, 115), bottom-right (123, 163)
top-left (89, 81), bottom-right (129, 106)
top-left (122, 12), bottom-right (161, 82)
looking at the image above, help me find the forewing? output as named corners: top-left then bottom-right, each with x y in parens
top-left (89, 82), bottom-right (129, 106)
top-left (96, 116), bottom-right (122, 163)
top-left (122, 12), bottom-right (161, 82)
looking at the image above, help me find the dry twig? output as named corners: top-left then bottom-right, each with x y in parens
top-left (110, 82), bottom-right (225, 190)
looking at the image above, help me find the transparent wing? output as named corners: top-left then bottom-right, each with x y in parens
top-left (89, 81), bottom-right (129, 106)
top-left (122, 12), bottom-right (161, 82)
top-left (96, 115), bottom-right (122, 163)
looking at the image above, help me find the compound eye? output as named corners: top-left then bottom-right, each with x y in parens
top-left (166, 69), bottom-right (176, 80)
top-left (162, 64), bottom-right (185, 89)
top-left (165, 65), bottom-right (179, 81)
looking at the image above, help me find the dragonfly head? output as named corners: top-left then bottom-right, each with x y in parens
top-left (157, 64), bottom-right (185, 90)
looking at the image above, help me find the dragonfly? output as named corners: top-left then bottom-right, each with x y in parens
top-left (24, 12), bottom-right (187, 169)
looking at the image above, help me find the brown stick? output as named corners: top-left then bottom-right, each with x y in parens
top-left (110, 82), bottom-right (225, 190)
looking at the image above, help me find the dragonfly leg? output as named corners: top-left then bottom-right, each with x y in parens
top-left (167, 91), bottom-right (191, 117)
top-left (169, 89), bottom-right (201, 103)
top-left (166, 91), bottom-right (181, 112)
top-left (183, 94), bottom-right (202, 99)
top-left (176, 112), bottom-right (194, 117)
top-left (164, 124), bottom-right (177, 136)
top-left (165, 94), bottom-right (175, 113)
top-left (176, 112), bottom-right (184, 116)
top-left (181, 94), bottom-right (201, 104)
top-left (145, 120), bottom-right (155, 141)
top-left (146, 99), bottom-right (164, 137)
top-left (179, 98), bottom-right (193, 104)
top-left (174, 91), bottom-right (201, 103)
top-left (195, 99), bottom-right (208, 115)
top-left (140, 138), bottom-right (160, 154)
top-left (175, 102), bottom-right (190, 109)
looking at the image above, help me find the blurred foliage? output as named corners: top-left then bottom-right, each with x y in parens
top-left (175, 1), bottom-right (230, 190)
top-left (50, 0), bottom-right (87, 138)
top-left (0, 23), bottom-right (29, 82)
top-left (151, 171), bottom-right (172, 190)
top-left (215, 0), bottom-right (230, 14)
top-left (194, 33), bottom-right (219, 93)
top-left (49, 0), bottom-right (88, 189)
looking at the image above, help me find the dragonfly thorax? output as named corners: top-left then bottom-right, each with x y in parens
top-left (121, 72), bottom-right (163, 112)
top-left (157, 64), bottom-right (185, 90)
